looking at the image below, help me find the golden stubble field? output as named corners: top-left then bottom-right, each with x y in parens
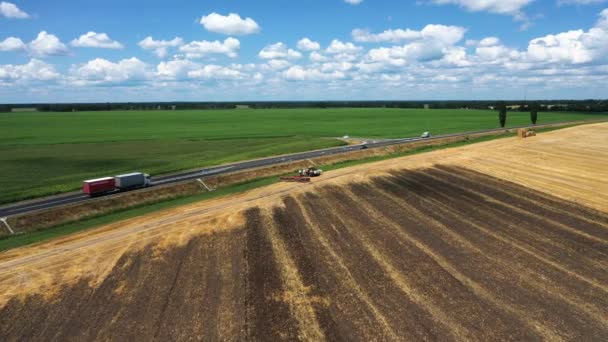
top-left (0, 123), bottom-right (606, 341)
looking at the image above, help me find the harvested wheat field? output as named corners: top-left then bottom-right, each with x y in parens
top-left (0, 123), bottom-right (607, 341)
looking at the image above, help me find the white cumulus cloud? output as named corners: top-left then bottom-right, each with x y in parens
top-left (71, 57), bottom-right (150, 85)
top-left (259, 42), bottom-right (302, 59)
top-left (310, 51), bottom-right (328, 62)
top-left (200, 12), bottom-right (260, 35)
top-left (421, 24), bottom-right (467, 45)
top-left (354, 24), bottom-right (470, 73)
top-left (321, 61), bottom-right (354, 72)
top-left (0, 37), bottom-right (26, 51)
top-left (156, 59), bottom-right (198, 79)
top-left (476, 44), bottom-right (520, 61)
top-left (188, 65), bottom-right (244, 79)
top-left (353, 25), bottom-right (466, 45)
top-left (28, 31), bottom-right (69, 57)
top-left (527, 28), bottom-right (608, 64)
top-left (297, 38), bottom-right (321, 51)
top-left (155, 59), bottom-right (245, 80)
top-left (71, 32), bottom-right (123, 49)
top-left (179, 37), bottom-right (240, 58)
top-left (430, 0), bottom-right (533, 15)
top-left (598, 8), bottom-right (608, 28)
top-left (138, 36), bottom-right (183, 58)
top-left (0, 59), bottom-right (59, 81)
top-left (325, 39), bottom-right (363, 54)
top-left (264, 59), bottom-right (292, 70)
top-left (366, 41), bottom-right (445, 65)
top-left (344, 0), bottom-right (364, 4)
top-left (352, 28), bottom-right (421, 43)
top-left (0, 1), bottom-right (29, 19)
top-left (478, 37), bottom-right (501, 47)
top-left (283, 66), bottom-right (345, 80)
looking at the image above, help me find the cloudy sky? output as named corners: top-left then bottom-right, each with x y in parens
top-left (1, 0), bottom-right (607, 103)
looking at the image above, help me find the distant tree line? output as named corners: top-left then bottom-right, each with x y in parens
top-left (1, 100), bottom-right (608, 113)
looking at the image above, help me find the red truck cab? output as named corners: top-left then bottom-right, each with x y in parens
top-left (82, 177), bottom-right (116, 196)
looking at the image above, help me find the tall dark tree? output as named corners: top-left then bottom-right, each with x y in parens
top-left (497, 101), bottom-right (507, 128)
top-left (530, 103), bottom-right (538, 125)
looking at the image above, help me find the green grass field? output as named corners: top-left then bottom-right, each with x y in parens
top-left (0, 108), bottom-right (605, 204)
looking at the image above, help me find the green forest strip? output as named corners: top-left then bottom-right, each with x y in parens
top-left (0, 123), bottom-right (587, 252)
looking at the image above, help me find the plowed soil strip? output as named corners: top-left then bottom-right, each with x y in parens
top-left (380, 173), bottom-right (608, 317)
top-left (0, 231), bottom-right (252, 341)
top-left (273, 199), bottom-right (370, 342)
top-left (318, 186), bottom-right (541, 341)
top-left (300, 193), bottom-right (462, 341)
top-left (375, 174), bottom-right (608, 331)
top-left (261, 209), bottom-right (325, 341)
top-left (421, 169), bottom-right (608, 244)
top-left (346, 183), bottom-right (565, 340)
top-left (351, 180), bottom-right (606, 340)
top-left (294, 195), bottom-right (409, 341)
top-left (243, 208), bottom-right (302, 341)
top-left (394, 170), bottom-right (608, 284)
top-left (432, 165), bottom-right (608, 230)
top-left (376, 173), bottom-right (608, 323)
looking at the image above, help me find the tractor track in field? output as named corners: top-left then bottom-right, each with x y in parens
top-left (0, 123), bottom-right (606, 341)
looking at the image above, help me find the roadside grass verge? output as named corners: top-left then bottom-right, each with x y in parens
top-left (0, 177), bottom-right (278, 252)
top-left (0, 123), bottom-right (589, 252)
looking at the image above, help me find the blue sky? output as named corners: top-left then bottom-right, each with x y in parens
top-left (1, 0), bottom-right (607, 102)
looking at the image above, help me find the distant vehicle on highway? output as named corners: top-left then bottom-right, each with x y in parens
top-left (360, 144), bottom-right (368, 150)
top-left (421, 132), bottom-right (431, 138)
top-left (83, 172), bottom-right (151, 196)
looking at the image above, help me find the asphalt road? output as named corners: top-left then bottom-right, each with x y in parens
top-left (0, 121), bottom-right (594, 218)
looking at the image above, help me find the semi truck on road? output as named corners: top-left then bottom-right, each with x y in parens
top-left (83, 172), bottom-right (151, 196)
